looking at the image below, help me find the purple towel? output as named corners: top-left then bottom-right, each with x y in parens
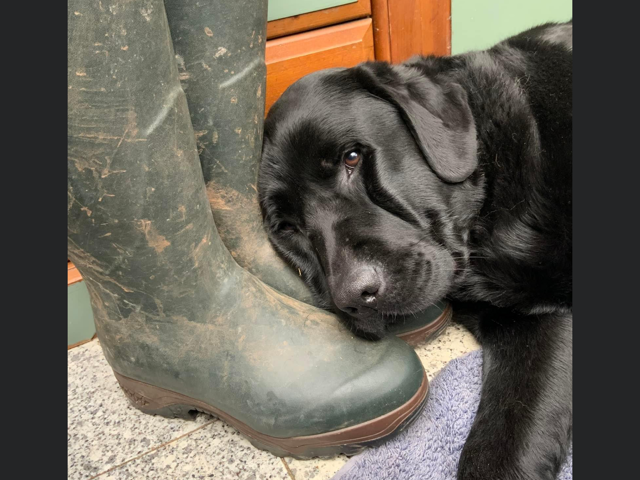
top-left (333, 350), bottom-right (572, 480)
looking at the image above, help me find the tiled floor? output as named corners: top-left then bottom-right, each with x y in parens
top-left (68, 323), bottom-right (480, 480)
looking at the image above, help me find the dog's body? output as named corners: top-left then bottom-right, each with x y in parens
top-left (259, 22), bottom-right (572, 480)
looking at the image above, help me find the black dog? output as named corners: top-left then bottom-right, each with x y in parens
top-left (258, 21), bottom-right (572, 480)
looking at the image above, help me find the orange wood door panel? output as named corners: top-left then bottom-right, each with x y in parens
top-left (371, 0), bottom-right (451, 63)
top-left (68, 261), bottom-right (83, 286)
top-left (267, 0), bottom-right (371, 40)
top-left (265, 18), bottom-right (375, 113)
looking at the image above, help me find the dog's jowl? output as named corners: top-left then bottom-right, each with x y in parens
top-left (259, 22), bottom-right (572, 480)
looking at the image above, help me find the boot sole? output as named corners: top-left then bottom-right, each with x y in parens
top-left (114, 369), bottom-right (429, 459)
top-left (396, 303), bottom-right (453, 347)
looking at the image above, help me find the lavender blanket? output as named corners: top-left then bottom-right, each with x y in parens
top-left (333, 350), bottom-right (572, 480)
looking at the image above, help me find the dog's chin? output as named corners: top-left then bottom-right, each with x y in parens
top-left (331, 283), bottom-right (454, 341)
top-left (336, 310), bottom-right (387, 340)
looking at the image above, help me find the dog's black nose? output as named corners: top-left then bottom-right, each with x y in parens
top-left (332, 267), bottom-right (383, 316)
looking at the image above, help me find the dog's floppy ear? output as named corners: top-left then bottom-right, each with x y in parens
top-left (352, 62), bottom-right (477, 183)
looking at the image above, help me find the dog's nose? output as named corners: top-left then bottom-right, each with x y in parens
top-left (332, 267), bottom-right (383, 316)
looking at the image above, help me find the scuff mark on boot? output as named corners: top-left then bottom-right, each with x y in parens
top-left (136, 219), bottom-right (171, 253)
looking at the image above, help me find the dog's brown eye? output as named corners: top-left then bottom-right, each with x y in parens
top-left (343, 150), bottom-right (361, 168)
top-left (278, 222), bottom-right (297, 233)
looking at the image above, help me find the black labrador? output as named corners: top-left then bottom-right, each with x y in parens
top-left (258, 21), bottom-right (572, 480)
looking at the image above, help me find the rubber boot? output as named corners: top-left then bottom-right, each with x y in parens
top-left (163, 0), bottom-right (451, 345)
top-left (68, 0), bottom-right (427, 458)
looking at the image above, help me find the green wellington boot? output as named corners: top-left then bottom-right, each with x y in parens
top-left (163, 0), bottom-right (451, 346)
top-left (68, 0), bottom-right (427, 458)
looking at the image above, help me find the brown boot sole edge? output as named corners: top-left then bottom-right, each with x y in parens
top-left (113, 369), bottom-right (429, 459)
top-left (396, 303), bottom-right (453, 348)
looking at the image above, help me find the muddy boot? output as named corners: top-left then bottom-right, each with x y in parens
top-left (68, 0), bottom-right (427, 458)
top-left (163, 0), bottom-right (451, 345)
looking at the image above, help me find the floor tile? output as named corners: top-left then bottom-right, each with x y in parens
top-left (68, 339), bottom-right (213, 480)
top-left (98, 421), bottom-right (290, 480)
top-left (414, 323), bottom-right (481, 381)
top-left (284, 455), bottom-right (348, 480)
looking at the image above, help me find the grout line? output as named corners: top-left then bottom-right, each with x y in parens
top-left (88, 419), bottom-right (216, 479)
top-left (281, 458), bottom-right (296, 480)
top-left (68, 333), bottom-right (98, 350)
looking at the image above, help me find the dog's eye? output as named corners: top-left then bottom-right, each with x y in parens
top-left (343, 150), bottom-right (362, 168)
top-left (277, 222), bottom-right (297, 233)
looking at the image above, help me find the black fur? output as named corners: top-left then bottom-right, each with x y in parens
top-left (259, 22), bottom-right (572, 480)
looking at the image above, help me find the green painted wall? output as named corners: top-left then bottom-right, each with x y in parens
top-left (267, 0), bottom-right (355, 22)
top-left (68, 281), bottom-right (96, 346)
top-left (452, 0), bottom-right (572, 54)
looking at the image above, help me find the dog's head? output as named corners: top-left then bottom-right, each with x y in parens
top-left (258, 62), bottom-right (482, 337)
